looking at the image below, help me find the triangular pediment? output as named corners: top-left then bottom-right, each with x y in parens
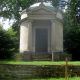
top-left (29, 7), bottom-right (56, 15)
top-left (31, 9), bottom-right (50, 15)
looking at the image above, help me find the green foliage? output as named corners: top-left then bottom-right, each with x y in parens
top-left (0, 0), bottom-right (35, 19)
top-left (0, 25), bottom-right (17, 60)
top-left (0, 0), bottom-right (36, 33)
top-left (64, 0), bottom-right (80, 60)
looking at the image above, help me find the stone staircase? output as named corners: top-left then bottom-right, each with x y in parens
top-left (20, 52), bottom-right (52, 61)
top-left (32, 53), bottom-right (52, 61)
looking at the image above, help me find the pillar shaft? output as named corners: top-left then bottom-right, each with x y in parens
top-left (51, 20), bottom-right (56, 52)
top-left (20, 21), bottom-right (29, 53)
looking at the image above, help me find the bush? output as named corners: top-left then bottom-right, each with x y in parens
top-left (0, 26), bottom-right (17, 60)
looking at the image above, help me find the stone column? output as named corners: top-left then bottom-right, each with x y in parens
top-left (48, 23), bottom-right (51, 53)
top-left (20, 21), bottom-right (29, 53)
top-left (55, 21), bottom-right (63, 52)
top-left (28, 20), bottom-right (32, 52)
top-left (51, 20), bottom-right (56, 52)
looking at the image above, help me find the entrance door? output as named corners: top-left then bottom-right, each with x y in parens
top-left (35, 28), bottom-right (48, 52)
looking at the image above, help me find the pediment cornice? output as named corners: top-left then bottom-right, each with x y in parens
top-left (27, 5), bottom-right (57, 15)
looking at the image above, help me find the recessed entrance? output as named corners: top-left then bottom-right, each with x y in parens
top-left (35, 28), bottom-right (48, 52)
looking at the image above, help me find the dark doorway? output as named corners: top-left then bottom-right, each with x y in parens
top-left (35, 28), bottom-right (48, 52)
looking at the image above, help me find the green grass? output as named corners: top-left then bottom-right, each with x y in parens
top-left (0, 61), bottom-right (80, 65)
top-left (31, 77), bottom-right (80, 80)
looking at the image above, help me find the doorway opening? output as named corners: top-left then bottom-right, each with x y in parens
top-left (35, 28), bottom-right (48, 53)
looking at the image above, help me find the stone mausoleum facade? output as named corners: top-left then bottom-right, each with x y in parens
top-left (20, 2), bottom-right (63, 60)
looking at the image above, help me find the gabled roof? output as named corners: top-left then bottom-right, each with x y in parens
top-left (21, 2), bottom-right (63, 22)
top-left (21, 2), bottom-right (57, 15)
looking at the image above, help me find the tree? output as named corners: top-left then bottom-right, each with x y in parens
top-left (0, 25), bottom-right (17, 60)
top-left (76, 0), bottom-right (80, 23)
top-left (64, 0), bottom-right (80, 60)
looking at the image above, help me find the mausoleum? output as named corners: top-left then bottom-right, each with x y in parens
top-left (20, 1), bottom-right (63, 60)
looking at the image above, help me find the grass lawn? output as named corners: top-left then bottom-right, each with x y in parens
top-left (32, 77), bottom-right (80, 80)
top-left (0, 60), bottom-right (80, 65)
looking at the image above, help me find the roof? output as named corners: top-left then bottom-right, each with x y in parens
top-left (20, 2), bottom-right (63, 22)
top-left (21, 2), bottom-right (57, 15)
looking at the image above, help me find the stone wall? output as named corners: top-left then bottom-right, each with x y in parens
top-left (0, 64), bottom-right (80, 79)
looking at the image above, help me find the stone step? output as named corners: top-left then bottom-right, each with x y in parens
top-left (21, 53), bottom-right (52, 61)
top-left (32, 53), bottom-right (52, 61)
